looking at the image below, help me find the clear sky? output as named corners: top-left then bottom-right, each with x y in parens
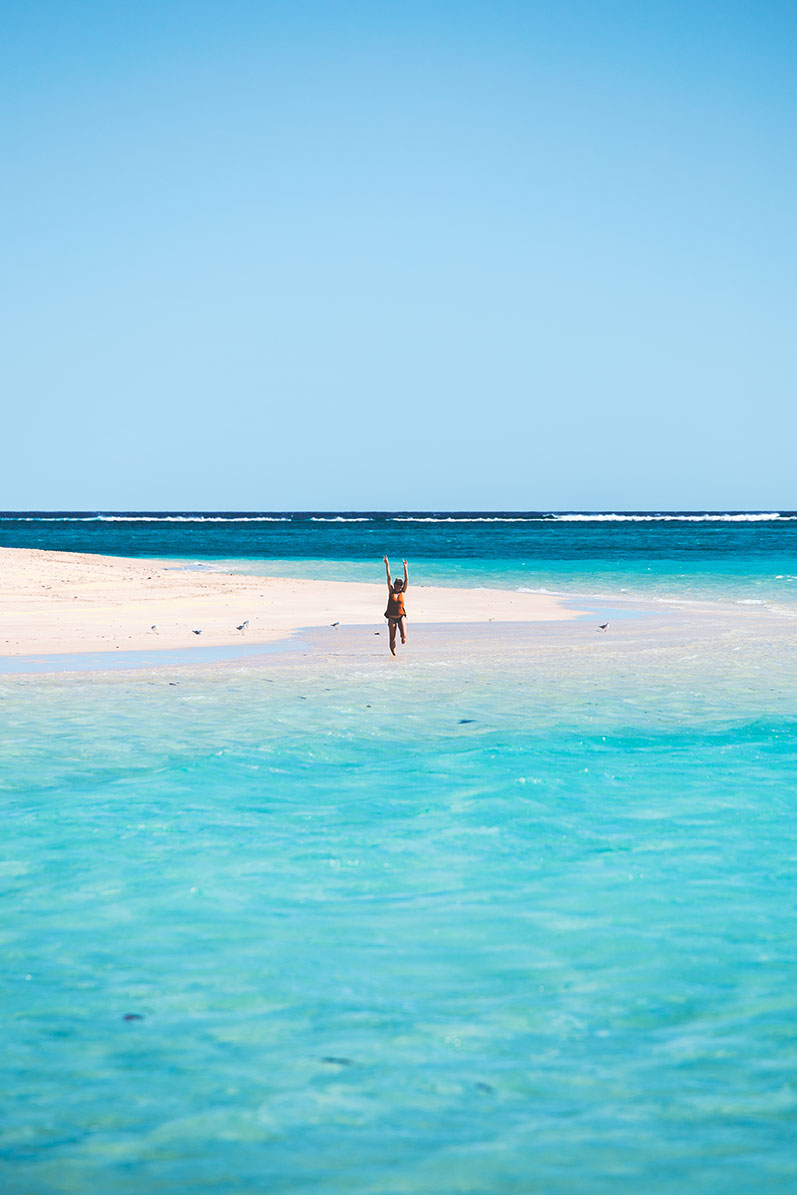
top-left (2, 0), bottom-right (795, 510)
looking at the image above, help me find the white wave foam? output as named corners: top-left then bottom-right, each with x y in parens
top-left (99, 515), bottom-right (293, 522)
top-left (392, 517), bottom-right (535, 523)
top-left (0, 515), bottom-right (292, 522)
top-left (0, 511), bottom-right (792, 524)
top-left (551, 513), bottom-right (788, 522)
top-left (392, 513), bottom-right (792, 522)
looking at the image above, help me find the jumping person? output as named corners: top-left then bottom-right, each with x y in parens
top-left (383, 555), bottom-right (408, 656)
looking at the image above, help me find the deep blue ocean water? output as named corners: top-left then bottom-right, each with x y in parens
top-left (2, 510), bottom-right (796, 563)
top-left (2, 515), bottom-right (796, 1192)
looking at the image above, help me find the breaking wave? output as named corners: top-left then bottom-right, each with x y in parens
top-left (550, 513), bottom-right (789, 522)
top-left (0, 515), bottom-right (293, 522)
top-left (0, 511), bottom-right (792, 523)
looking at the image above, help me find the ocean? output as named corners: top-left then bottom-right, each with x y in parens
top-left (2, 509), bottom-right (797, 611)
top-left (2, 513), bottom-right (796, 1193)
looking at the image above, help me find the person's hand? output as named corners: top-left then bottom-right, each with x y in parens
top-left (402, 559), bottom-right (407, 566)
top-left (383, 555), bottom-right (389, 564)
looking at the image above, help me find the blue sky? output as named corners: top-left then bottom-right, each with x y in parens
top-left (2, 0), bottom-right (795, 510)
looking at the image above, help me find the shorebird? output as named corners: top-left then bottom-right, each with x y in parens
top-left (151, 625), bottom-right (159, 634)
top-left (191, 629), bottom-right (202, 636)
top-left (330, 621), bottom-right (340, 629)
top-left (236, 620), bottom-right (249, 632)
top-left (598, 622), bottom-right (609, 631)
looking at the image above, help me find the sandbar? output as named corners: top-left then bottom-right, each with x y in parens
top-left (0, 547), bottom-right (583, 658)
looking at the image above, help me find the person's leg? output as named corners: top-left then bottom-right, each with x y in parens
top-left (388, 620), bottom-right (397, 655)
top-left (398, 616), bottom-right (406, 645)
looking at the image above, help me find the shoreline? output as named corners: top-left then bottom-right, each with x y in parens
top-left (0, 546), bottom-right (585, 664)
top-left (2, 603), bottom-right (790, 682)
top-left (0, 610), bottom-right (695, 677)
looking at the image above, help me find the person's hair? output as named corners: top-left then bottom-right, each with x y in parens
top-left (394, 578), bottom-right (404, 590)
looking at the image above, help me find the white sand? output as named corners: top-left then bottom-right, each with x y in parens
top-left (0, 547), bottom-right (582, 657)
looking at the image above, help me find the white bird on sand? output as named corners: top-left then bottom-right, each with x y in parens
top-left (151, 625), bottom-right (159, 634)
top-left (237, 620), bottom-right (249, 632)
top-left (598, 622), bottom-right (609, 631)
top-left (331, 621), bottom-right (340, 629)
top-left (191, 629), bottom-right (202, 636)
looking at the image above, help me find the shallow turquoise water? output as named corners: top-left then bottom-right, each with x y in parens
top-left (203, 555), bottom-right (797, 613)
top-left (3, 619), bottom-right (797, 1193)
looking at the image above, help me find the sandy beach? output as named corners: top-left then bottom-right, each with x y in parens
top-left (0, 547), bottom-right (583, 658)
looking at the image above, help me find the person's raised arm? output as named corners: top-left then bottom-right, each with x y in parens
top-left (402, 559), bottom-right (409, 592)
top-left (384, 555), bottom-right (392, 592)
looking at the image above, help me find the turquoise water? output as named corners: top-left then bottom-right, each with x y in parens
top-left (199, 555), bottom-right (797, 613)
top-left (3, 613), bottom-right (797, 1192)
top-left (2, 511), bottom-right (796, 613)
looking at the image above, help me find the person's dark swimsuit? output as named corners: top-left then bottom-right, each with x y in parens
top-left (385, 590), bottom-right (406, 621)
